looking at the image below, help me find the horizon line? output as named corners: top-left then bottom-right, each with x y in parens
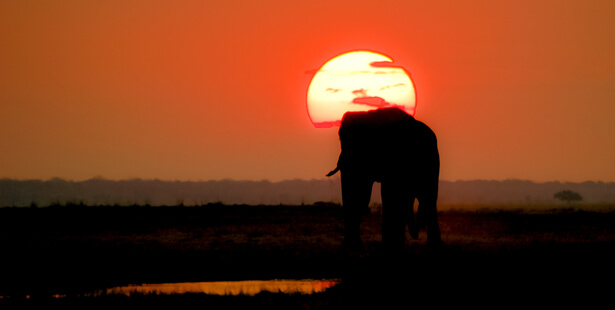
top-left (1, 177), bottom-right (613, 184)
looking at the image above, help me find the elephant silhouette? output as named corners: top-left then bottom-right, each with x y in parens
top-left (327, 107), bottom-right (441, 251)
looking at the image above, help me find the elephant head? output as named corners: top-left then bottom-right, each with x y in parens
top-left (329, 107), bottom-right (441, 250)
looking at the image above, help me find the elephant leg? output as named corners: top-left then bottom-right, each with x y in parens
top-left (341, 170), bottom-right (373, 249)
top-left (406, 195), bottom-right (419, 240)
top-left (417, 183), bottom-right (441, 245)
top-left (380, 179), bottom-right (412, 253)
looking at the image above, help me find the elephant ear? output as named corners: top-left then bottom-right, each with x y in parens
top-left (338, 108), bottom-right (416, 172)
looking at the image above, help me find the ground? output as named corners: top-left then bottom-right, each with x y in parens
top-left (1, 204), bottom-right (614, 307)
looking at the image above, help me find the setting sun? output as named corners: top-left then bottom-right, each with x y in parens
top-left (306, 51), bottom-right (416, 128)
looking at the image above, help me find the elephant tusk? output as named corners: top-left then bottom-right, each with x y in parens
top-left (326, 167), bottom-right (340, 177)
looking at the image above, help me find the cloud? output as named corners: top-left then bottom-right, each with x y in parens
top-left (351, 96), bottom-right (391, 107)
top-left (348, 70), bottom-right (373, 75)
top-left (325, 88), bottom-right (342, 93)
top-left (351, 88), bottom-right (368, 97)
top-left (369, 61), bottom-right (413, 80)
top-left (369, 61), bottom-right (407, 69)
top-left (379, 83), bottom-right (406, 91)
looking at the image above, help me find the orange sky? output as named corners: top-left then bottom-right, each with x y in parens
top-left (1, 0), bottom-right (614, 182)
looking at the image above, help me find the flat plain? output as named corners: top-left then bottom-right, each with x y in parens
top-left (1, 203), bottom-right (614, 307)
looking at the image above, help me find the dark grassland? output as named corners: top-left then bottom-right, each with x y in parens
top-left (1, 204), bottom-right (614, 307)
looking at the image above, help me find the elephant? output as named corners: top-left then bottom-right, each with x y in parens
top-left (327, 107), bottom-right (441, 251)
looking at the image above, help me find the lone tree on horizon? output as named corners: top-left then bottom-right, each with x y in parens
top-left (554, 190), bottom-right (583, 203)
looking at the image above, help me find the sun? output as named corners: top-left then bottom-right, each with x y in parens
top-left (306, 50), bottom-right (416, 128)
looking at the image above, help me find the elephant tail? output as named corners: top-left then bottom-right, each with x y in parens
top-left (326, 166), bottom-right (340, 177)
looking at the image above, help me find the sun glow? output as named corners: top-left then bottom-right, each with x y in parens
top-left (307, 51), bottom-right (416, 128)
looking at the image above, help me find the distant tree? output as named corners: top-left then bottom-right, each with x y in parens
top-left (554, 190), bottom-right (583, 203)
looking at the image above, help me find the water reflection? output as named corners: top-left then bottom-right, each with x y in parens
top-left (91, 279), bottom-right (340, 297)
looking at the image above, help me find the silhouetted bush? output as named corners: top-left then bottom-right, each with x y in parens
top-left (554, 190), bottom-right (583, 203)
